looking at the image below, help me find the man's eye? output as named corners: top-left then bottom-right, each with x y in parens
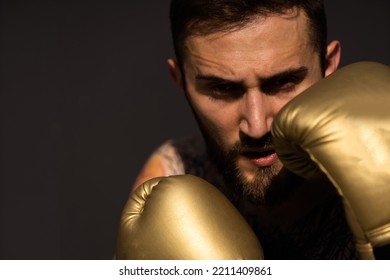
top-left (261, 76), bottom-right (302, 95)
top-left (208, 83), bottom-right (244, 99)
top-left (276, 80), bottom-right (296, 91)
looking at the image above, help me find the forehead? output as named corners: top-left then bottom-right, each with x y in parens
top-left (182, 9), bottom-right (315, 77)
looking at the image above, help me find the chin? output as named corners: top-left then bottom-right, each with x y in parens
top-left (223, 160), bottom-right (283, 205)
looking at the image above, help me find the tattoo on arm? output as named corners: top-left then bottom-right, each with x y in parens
top-left (131, 142), bottom-right (185, 191)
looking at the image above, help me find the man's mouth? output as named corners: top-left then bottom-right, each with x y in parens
top-left (241, 148), bottom-right (278, 167)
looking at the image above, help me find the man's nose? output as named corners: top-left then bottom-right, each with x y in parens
top-left (238, 91), bottom-right (274, 139)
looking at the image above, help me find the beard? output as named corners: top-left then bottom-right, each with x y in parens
top-left (202, 129), bottom-right (284, 205)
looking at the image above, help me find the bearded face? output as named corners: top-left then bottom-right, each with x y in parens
top-left (168, 13), bottom-right (332, 204)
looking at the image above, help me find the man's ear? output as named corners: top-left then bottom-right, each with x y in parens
top-left (167, 58), bottom-right (185, 92)
top-left (324, 40), bottom-right (341, 77)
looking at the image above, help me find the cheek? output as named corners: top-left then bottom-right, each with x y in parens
top-left (188, 95), bottom-right (240, 147)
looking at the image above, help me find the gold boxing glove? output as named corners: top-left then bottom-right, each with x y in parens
top-left (116, 175), bottom-right (264, 259)
top-left (271, 61), bottom-right (390, 260)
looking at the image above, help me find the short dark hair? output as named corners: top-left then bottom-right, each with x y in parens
top-left (170, 0), bottom-right (327, 73)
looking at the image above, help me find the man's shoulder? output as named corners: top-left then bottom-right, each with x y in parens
top-left (166, 135), bottom-right (208, 165)
top-left (130, 137), bottom-right (190, 190)
top-left (132, 135), bottom-right (223, 190)
top-left (156, 135), bottom-right (225, 188)
top-left (158, 135), bottom-right (210, 174)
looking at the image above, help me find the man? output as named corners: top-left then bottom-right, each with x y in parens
top-left (130, 0), bottom-right (357, 259)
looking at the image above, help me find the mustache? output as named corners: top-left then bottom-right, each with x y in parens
top-left (230, 132), bottom-right (274, 153)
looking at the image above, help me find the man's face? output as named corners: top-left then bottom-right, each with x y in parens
top-left (174, 11), bottom-right (334, 203)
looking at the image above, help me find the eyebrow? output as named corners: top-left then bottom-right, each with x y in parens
top-left (195, 75), bottom-right (236, 84)
top-left (260, 66), bottom-right (308, 84)
top-left (195, 66), bottom-right (308, 84)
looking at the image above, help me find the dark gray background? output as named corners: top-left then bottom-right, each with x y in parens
top-left (1, 0), bottom-right (389, 259)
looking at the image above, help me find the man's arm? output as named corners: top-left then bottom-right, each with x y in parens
top-left (131, 141), bottom-right (185, 191)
